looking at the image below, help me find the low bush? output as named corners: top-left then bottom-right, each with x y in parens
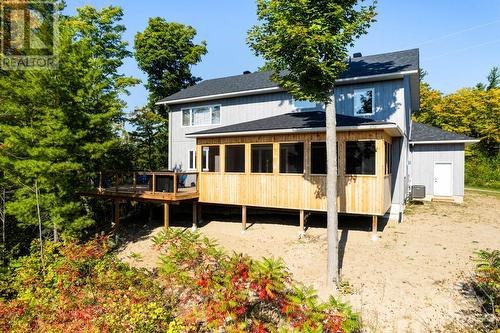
top-left (472, 249), bottom-right (499, 330)
top-left (0, 231), bottom-right (359, 332)
top-left (465, 154), bottom-right (500, 190)
top-left (0, 237), bottom-right (179, 333)
top-left (153, 228), bottom-right (359, 332)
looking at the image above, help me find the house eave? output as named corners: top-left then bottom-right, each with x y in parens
top-left (157, 70), bottom-right (419, 106)
top-left (156, 87), bottom-right (284, 106)
top-left (410, 139), bottom-right (480, 145)
top-left (187, 123), bottom-right (403, 138)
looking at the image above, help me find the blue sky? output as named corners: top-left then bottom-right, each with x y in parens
top-left (64, 0), bottom-right (500, 114)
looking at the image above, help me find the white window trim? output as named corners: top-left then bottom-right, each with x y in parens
top-left (181, 104), bottom-right (221, 127)
top-left (353, 88), bottom-right (375, 116)
top-left (202, 147), bottom-right (210, 172)
top-left (188, 150), bottom-right (196, 170)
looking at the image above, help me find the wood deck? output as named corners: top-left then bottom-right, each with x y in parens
top-left (81, 171), bottom-right (199, 203)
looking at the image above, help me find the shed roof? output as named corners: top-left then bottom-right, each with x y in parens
top-left (410, 122), bottom-right (478, 143)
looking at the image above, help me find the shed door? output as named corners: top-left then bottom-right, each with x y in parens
top-left (434, 162), bottom-right (453, 196)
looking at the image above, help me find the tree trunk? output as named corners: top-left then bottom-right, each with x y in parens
top-left (325, 97), bottom-right (339, 287)
top-left (53, 223), bottom-right (59, 242)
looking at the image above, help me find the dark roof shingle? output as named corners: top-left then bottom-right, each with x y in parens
top-left (410, 122), bottom-right (477, 142)
top-left (159, 49), bottom-right (419, 104)
top-left (188, 111), bottom-right (391, 136)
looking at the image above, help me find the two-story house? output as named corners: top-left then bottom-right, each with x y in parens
top-left (155, 48), bottom-right (477, 231)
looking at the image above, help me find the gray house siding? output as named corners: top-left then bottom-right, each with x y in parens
top-left (410, 143), bottom-right (465, 199)
top-left (334, 79), bottom-right (406, 129)
top-left (168, 91), bottom-right (323, 170)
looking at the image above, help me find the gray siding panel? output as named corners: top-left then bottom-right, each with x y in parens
top-left (335, 79), bottom-right (405, 129)
top-left (410, 143), bottom-right (465, 196)
top-left (169, 92), bottom-right (318, 170)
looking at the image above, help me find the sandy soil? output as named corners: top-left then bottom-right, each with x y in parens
top-left (118, 190), bottom-right (499, 332)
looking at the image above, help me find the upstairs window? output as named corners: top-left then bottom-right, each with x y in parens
top-left (293, 99), bottom-right (317, 110)
top-left (202, 146), bottom-right (220, 172)
top-left (225, 145), bottom-right (245, 173)
top-left (182, 105), bottom-right (221, 126)
top-left (345, 141), bottom-right (376, 175)
top-left (280, 143), bottom-right (304, 174)
top-left (385, 142), bottom-right (392, 175)
top-left (251, 144), bottom-right (273, 173)
top-left (354, 88), bottom-right (374, 115)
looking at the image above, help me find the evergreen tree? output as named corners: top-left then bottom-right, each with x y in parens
top-left (0, 5), bottom-right (138, 238)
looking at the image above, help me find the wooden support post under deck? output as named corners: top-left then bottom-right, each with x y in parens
top-left (299, 209), bottom-right (305, 234)
top-left (164, 203), bottom-right (170, 229)
top-left (241, 205), bottom-right (247, 232)
top-left (197, 202), bottom-right (202, 222)
top-left (173, 173), bottom-right (178, 194)
top-left (113, 200), bottom-right (120, 226)
top-left (192, 202), bottom-right (197, 230)
top-left (371, 215), bottom-right (378, 240)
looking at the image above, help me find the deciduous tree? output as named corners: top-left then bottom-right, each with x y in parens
top-left (133, 19), bottom-right (207, 169)
top-left (247, 0), bottom-right (376, 286)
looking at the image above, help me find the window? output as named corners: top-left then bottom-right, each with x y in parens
top-left (188, 150), bottom-right (196, 170)
top-left (354, 88), bottom-right (374, 115)
top-left (310, 142), bottom-right (339, 175)
top-left (385, 142), bottom-right (392, 175)
top-left (251, 144), bottom-right (273, 173)
top-left (202, 146), bottom-right (220, 172)
top-left (293, 99), bottom-right (317, 110)
top-left (280, 143), bottom-right (304, 174)
top-left (225, 145), bottom-right (245, 173)
top-left (345, 141), bottom-right (376, 175)
top-left (182, 105), bottom-right (221, 127)
top-left (311, 142), bottom-right (327, 174)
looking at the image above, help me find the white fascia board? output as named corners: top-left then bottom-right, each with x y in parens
top-left (334, 70), bottom-right (418, 84)
top-left (410, 139), bottom-right (480, 145)
top-left (187, 123), bottom-right (402, 138)
top-left (156, 87), bottom-right (284, 106)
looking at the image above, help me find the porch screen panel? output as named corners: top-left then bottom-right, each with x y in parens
top-left (225, 145), bottom-right (245, 172)
top-left (345, 141), bottom-right (376, 175)
top-left (280, 143), bottom-right (304, 174)
top-left (311, 142), bottom-right (327, 174)
top-left (202, 146), bottom-right (220, 172)
top-left (251, 144), bottom-right (273, 173)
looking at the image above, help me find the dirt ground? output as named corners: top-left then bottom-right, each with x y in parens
top-left (118, 190), bottom-right (499, 332)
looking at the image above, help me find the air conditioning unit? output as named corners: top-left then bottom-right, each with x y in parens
top-left (411, 185), bottom-right (426, 200)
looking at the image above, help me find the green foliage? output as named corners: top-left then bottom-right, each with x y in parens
top-left (471, 249), bottom-right (499, 329)
top-left (129, 107), bottom-right (168, 170)
top-left (134, 18), bottom-right (207, 105)
top-left (0, 5), bottom-right (138, 237)
top-left (153, 228), bottom-right (359, 332)
top-left (416, 68), bottom-right (500, 189)
top-left (0, 237), bottom-right (178, 332)
top-left (132, 18), bottom-right (207, 169)
top-left (247, 0), bottom-right (376, 102)
top-left (465, 153), bottom-right (500, 190)
top-left (415, 69), bottom-right (500, 158)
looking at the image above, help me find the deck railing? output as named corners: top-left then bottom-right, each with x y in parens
top-left (94, 171), bottom-right (198, 196)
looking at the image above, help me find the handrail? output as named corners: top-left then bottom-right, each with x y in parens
top-left (95, 170), bottom-right (198, 195)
